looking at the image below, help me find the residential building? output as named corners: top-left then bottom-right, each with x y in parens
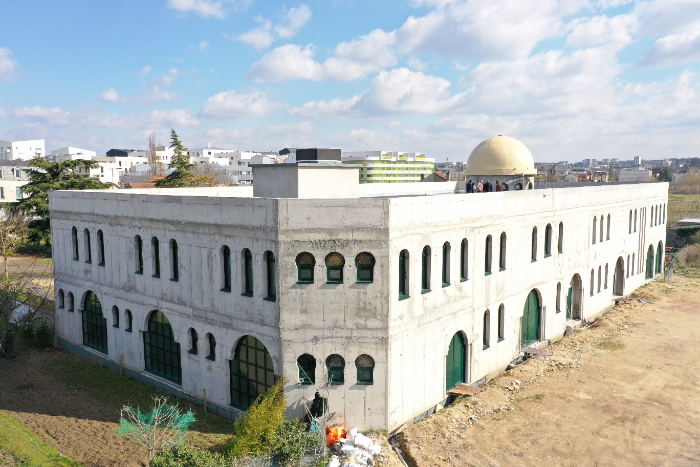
top-left (619, 168), bottom-right (653, 183)
top-left (0, 162), bottom-right (30, 204)
top-left (341, 150), bottom-right (435, 183)
top-left (0, 139), bottom-right (45, 161)
top-left (50, 147), bottom-right (96, 162)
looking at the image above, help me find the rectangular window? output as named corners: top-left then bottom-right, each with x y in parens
top-left (170, 240), bottom-right (179, 281)
top-left (460, 240), bottom-right (468, 281)
top-left (222, 247), bottom-right (232, 291)
top-left (242, 249), bottom-right (253, 296)
top-left (84, 230), bottom-right (92, 263)
top-left (135, 236), bottom-right (144, 274)
top-left (265, 252), bottom-right (276, 301)
top-left (97, 230), bottom-right (105, 266)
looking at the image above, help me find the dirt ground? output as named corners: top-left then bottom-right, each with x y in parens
top-left (398, 276), bottom-right (700, 466)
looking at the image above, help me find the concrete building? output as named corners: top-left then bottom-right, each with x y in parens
top-left (50, 147), bottom-right (97, 162)
top-left (465, 136), bottom-right (536, 189)
top-left (0, 139), bottom-right (45, 161)
top-left (49, 138), bottom-right (667, 432)
top-left (0, 162), bottom-right (29, 205)
top-left (619, 168), bottom-right (653, 183)
top-left (341, 150), bottom-right (435, 183)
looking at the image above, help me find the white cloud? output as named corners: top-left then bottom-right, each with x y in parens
top-left (198, 40), bottom-right (209, 52)
top-left (566, 14), bottom-right (637, 48)
top-left (160, 68), bottom-right (180, 86)
top-left (135, 65), bottom-right (153, 77)
top-left (167, 0), bottom-right (225, 18)
top-left (386, 120), bottom-right (402, 129)
top-left (0, 107), bottom-right (5, 118)
top-left (407, 57), bottom-right (428, 70)
top-left (203, 121), bottom-right (315, 148)
top-left (637, 30), bottom-right (700, 67)
top-left (235, 19), bottom-right (275, 49)
top-left (12, 105), bottom-right (199, 129)
top-left (199, 90), bottom-right (284, 119)
top-left (121, 87), bottom-right (181, 104)
top-left (274, 4), bottom-right (312, 38)
top-left (634, 0), bottom-right (700, 37)
top-left (100, 88), bottom-right (120, 102)
top-left (289, 68), bottom-right (468, 117)
top-left (0, 47), bottom-right (19, 82)
top-left (247, 29), bottom-right (396, 82)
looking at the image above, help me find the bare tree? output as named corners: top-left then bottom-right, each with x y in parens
top-left (0, 211), bottom-right (29, 280)
top-left (148, 132), bottom-right (166, 176)
top-left (193, 163), bottom-right (231, 186)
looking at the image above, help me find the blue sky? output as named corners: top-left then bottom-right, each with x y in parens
top-left (1, 0), bottom-right (700, 162)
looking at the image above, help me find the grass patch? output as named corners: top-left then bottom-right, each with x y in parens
top-left (597, 340), bottom-right (624, 350)
top-left (0, 411), bottom-right (82, 466)
top-left (515, 394), bottom-right (545, 403)
top-left (41, 358), bottom-right (235, 449)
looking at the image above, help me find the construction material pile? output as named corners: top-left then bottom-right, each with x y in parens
top-left (326, 426), bottom-right (382, 467)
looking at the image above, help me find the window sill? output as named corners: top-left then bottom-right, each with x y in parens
top-left (531, 259), bottom-right (537, 263)
top-left (556, 309), bottom-right (561, 314)
top-left (68, 309), bottom-right (74, 313)
top-left (442, 283), bottom-right (450, 288)
top-left (485, 271), bottom-right (492, 276)
top-left (297, 280), bottom-right (313, 285)
top-left (135, 271), bottom-right (143, 275)
top-left (241, 292), bottom-right (253, 297)
top-left (498, 338), bottom-right (504, 342)
top-left (460, 278), bottom-right (468, 282)
top-left (125, 328), bottom-right (133, 333)
top-left (98, 263), bottom-right (105, 267)
top-left (544, 254), bottom-right (551, 258)
top-left (220, 287), bottom-right (231, 293)
top-left (205, 356), bottom-right (215, 361)
top-left (421, 288), bottom-right (431, 294)
top-left (399, 294), bottom-right (410, 301)
top-left (263, 296), bottom-right (276, 302)
top-left (300, 381), bottom-right (314, 385)
top-left (499, 267), bottom-right (506, 271)
top-left (152, 274), bottom-right (160, 278)
top-left (356, 280), bottom-right (373, 284)
top-left (73, 258), bottom-right (79, 261)
top-left (58, 306), bottom-right (64, 309)
top-left (85, 261), bottom-right (91, 264)
top-left (112, 325), bottom-right (119, 328)
top-left (188, 349), bottom-right (197, 355)
top-left (483, 345), bottom-right (490, 350)
top-left (329, 382), bottom-right (344, 386)
top-left (170, 278), bottom-right (179, 282)
top-left (356, 381), bottom-right (373, 386)
top-left (326, 281), bottom-right (343, 285)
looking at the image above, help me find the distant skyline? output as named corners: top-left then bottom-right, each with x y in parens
top-left (1, 0), bottom-right (700, 162)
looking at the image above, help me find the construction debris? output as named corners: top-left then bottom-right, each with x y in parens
top-left (326, 426), bottom-right (383, 467)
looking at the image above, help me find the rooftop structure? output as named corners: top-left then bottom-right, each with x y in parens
top-left (341, 150), bottom-right (435, 183)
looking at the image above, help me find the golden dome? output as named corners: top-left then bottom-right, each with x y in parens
top-left (465, 136), bottom-right (536, 176)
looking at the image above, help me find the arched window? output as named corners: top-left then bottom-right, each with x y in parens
top-left (483, 310), bottom-right (490, 349)
top-left (296, 252), bottom-right (315, 284)
top-left (421, 246), bottom-right (431, 292)
top-left (325, 252), bottom-right (345, 284)
top-left (206, 333), bottom-right (216, 361)
top-left (125, 309), bottom-right (133, 332)
top-left (632, 253), bottom-right (636, 275)
top-left (297, 354), bottom-right (316, 384)
top-left (545, 224), bottom-right (552, 256)
top-left (144, 310), bottom-right (182, 384)
top-left (650, 206), bottom-right (654, 227)
top-left (604, 264), bottom-right (609, 289)
top-left (356, 354), bottom-right (375, 385)
top-left (112, 305), bottom-right (119, 328)
top-left (242, 249), bottom-right (253, 296)
top-left (606, 215), bottom-right (611, 240)
top-left (558, 222), bottom-right (564, 253)
top-left (663, 204), bottom-right (666, 224)
top-left (58, 289), bottom-right (65, 309)
top-left (499, 232), bottom-right (506, 270)
top-left (72, 227), bottom-right (79, 261)
top-left (221, 246), bottom-right (231, 291)
top-left (531, 227), bottom-right (538, 262)
top-left (626, 255), bottom-right (630, 278)
top-left (629, 211), bottom-right (632, 234)
top-left (84, 229), bottom-right (92, 263)
top-left (460, 239), bottom-right (468, 281)
top-left (498, 304), bottom-right (505, 339)
top-left (646, 245), bottom-right (654, 279)
top-left (634, 209), bottom-right (637, 232)
top-left (399, 250), bottom-right (409, 299)
top-left (592, 217), bottom-right (597, 244)
top-left (151, 237), bottom-right (160, 277)
top-left (188, 328), bottom-right (198, 354)
top-left (556, 282), bottom-right (562, 312)
top-left (598, 266), bottom-right (602, 292)
top-left (135, 235), bottom-right (144, 274)
top-left (656, 241), bottom-right (663, 274)
top-left (68, 292), bottom-right (74, 312)
top-left (442, 242), bottom-right (451, 287)
top-left (230, 336), bottom-right (277, 410)
top-left (599, 216), bottom-right (604, 242)
top-left (485, 235), bottom-right (492, 274)
top-left (97, 230), bottom-right (105, 266)
top-left (265, 251), bottom-right (276, 300)
top-left (326, 354), bottom-right (345, 385)
top-left (82, 291), bottom-right (107, 354)
top-left (590, 270), bottom-right (595, 296)
top-left (170, 240), bottom-right (179, 281)
top-left (356, 252), bottom-right (375, 283)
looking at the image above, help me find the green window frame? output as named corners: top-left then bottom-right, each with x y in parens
top-left (483, 310), bottom-right (490, 349)
top-left (222, 246), bottom-right (231, 291)
top-left (355, 252), bottom-right (375, 283)
top-left (188, 328), bottom-right (198, 354)
top-left (326, 354), bottom-right (345, 385)
top-left (421, 246), bottom-right (431, 293)
top-left (265, 251), bottom-right (276, 301)
top-left (297, 353), bottom-right (316, 384)
top-left (135, 235), bottom-right (143, 274)
top-left (125, 309), bottom-right (133, 332)
top-left (399, 250), bottom-right (409, 300)
top-left (242, 249), bottom-right (253, 296)
top-left (84, 229), bottom-right (92, 263)
top-left (499, 232), bottom-right (506, 270)
top-left (112, 306), bottom-right (119, 328)
top-left (152, 237), bottom-right (160, 278)
top-left (144, 310), bottom-right (182, 385)
top-left (498, 304), bottom-right (505, 341)
top-left (230, 335), bottom-right (278, 410)
top-left (206, 333), bottom-right (216, 361)
top-left (355, 354), bottom-right (375, 385)
top-left (531, 227), bottom-right (537, 262)
top-left (296, 252), bottom-right (315, 284)
top-left (58, 289), bottom-right (64, 309)
top-left (97, 230), bottom-right (105, 266)
top-left (592, 217), bottom-right (597, 244)
top-left (442, 242), bottom-right (450, 287)
top-left (544, 224), bottom-right (552, 257)
top-left (558, 222), bottom-right (564, 254)
top-left (72, 226), bottom-right (79, 261)
top-left (556, 282), bottom-right (562, 313)
top-left (68, 292), bottom-right (74, 312)
top-left (170, 239), bottom-right (179, 282)
top-left (460, 239), bottom-right (468, 281)
top-left (485, 235), bottom-right (492, 275)
top-left (82, 291), bottom-right (108, 354)
top-left (326, 252), bottom-right (345, 284)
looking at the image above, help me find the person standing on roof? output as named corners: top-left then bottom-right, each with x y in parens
top-left (496, 180), bottom-right (503, 192)
top-left (477, 180), bottom-right (484, 192)
top-left (466, 180), bottom-right (474, 193)
top-left (484, 180), bottom-right (493, 192)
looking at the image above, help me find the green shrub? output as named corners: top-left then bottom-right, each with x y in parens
top-left (273, 419), bottom-right (318, 466)
top-left (223, 378), bottom-right (287, 459)
top-left (33, 320), bottom-right (54, 349)
top-left (18, 322), bottom-right (34, 341)
top-left (151, 444), bottom-right (229, 467)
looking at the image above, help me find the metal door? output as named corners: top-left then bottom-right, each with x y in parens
top-left (446, 333), bottom-right (465, 391)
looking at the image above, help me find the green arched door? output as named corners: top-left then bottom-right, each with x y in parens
top-left (656, 243), bottom-right (663, 274)
top-left (646, 246), bottom-right (654, 279)
top-left (566, 287), bottom-right (572, 320)
top-left (446, 333), bottom-right (465, 391)
top-left (522, 290), bottom-right (540, 344)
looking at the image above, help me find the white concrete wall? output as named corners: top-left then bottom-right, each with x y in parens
top-left (0, 139), bottom-right (45, 161)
